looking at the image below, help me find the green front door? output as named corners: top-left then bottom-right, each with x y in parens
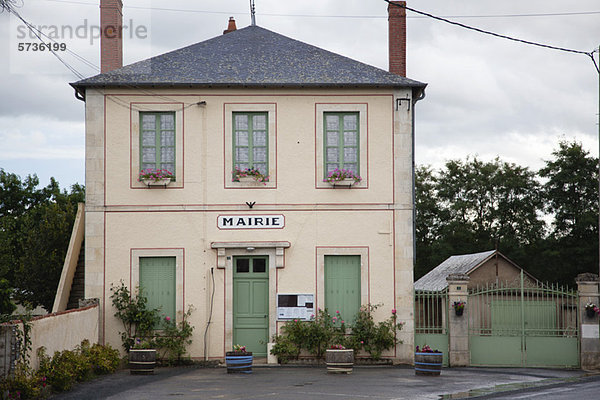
top-left (325, 255), bottom-right (361, 324)
top-left (233, 256), bottom-right (269, 356)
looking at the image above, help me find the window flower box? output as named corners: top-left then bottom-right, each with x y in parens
top-left (142, 178), bottom-right (172, 187)
top-left (323, 169), bottom-right (361, 187)
top-left (232, 167), bottom-right (269, 185)
top-left (139, 168), bottom-right (174, 187)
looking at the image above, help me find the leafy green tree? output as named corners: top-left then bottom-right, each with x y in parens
top-left (0, 169), bottom-right (84, 311)
top-left (538, 140), bottom-right (598, 284)
top-left (415, 157), bottom-right (544, 279)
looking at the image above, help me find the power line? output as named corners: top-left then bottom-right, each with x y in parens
top-left (7, 4), bottom-right (86, 79)
top-left (39, 0), bottom-right (600, 20)
top-left (385, 1), bottom-right (599, 74)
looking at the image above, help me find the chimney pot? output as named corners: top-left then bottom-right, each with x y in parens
top-left (100, 0), bottom-right (123, 73)
top-left (388, 1), bottom-right (406, 77)
top-left (223, 17), bottom-right (237, 34)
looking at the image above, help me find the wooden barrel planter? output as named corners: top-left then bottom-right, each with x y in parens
top-left (326, 349), bottom-right (354, 374)
top-left (226, 352), bottom-right (253, 373)
top-left (414, 352), bottom-right (442, 376)
top-left (129, 349), bottom-right (156, 375)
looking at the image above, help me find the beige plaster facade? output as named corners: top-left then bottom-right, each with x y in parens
top-left (83, 88), bottom-right (418, 363)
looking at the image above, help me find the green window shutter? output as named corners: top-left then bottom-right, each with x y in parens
top-left (140, 112), bottom-right (176, 175)
top-left (324, 255), bottom-right (361, 324)
top-left (139, 256), bottom-right (176, 321)
top-left (323, 112), bottom-right (359, 178)
top-left (232, 112), bottom-right (268, 175)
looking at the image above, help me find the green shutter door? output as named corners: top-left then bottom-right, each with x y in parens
top-left (233, 257), bottom-right (269, 356)
top-left (325, 255), bottom-right (361, 324)
top-left (139, 257), bottom-right (176, 321)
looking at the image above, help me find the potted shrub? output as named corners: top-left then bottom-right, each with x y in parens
top-left (414, 345), bottom-right (443, 376)
top-left (453, 300), bottom-right (466, 317)
top-left (139, 168), bottom-right (174, 186)
top-left (585, 302), bottom-right (599, 318)
top-left (325, 344), bottom-right (354, 374)
top-left (323, 168), bottom-right (361, 187)
top-left (232, 167), bottom-right (269, 184)
top-left (226, 344), bottom-right (253, 373)
top-left (129, 338), bottom-right (157, 375)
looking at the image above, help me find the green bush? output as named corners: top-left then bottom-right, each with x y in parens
top-left (0, 365), bottom-right (47, 400)
top-left (351, 304), bottom-right (403, 359)
top-left (155, 307), bottom-right (195, 365)
top-left (269, 304), bottom-right (403, 362)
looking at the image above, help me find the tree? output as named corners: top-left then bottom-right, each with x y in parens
top-left (415, 157), bottom-right (544, 279)
top-left (538, 140), bottom-right (598, 284)
top-left (0, 169), bottom-right (84, 311)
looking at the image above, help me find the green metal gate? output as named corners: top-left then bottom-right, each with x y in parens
top-left (469, 273), bottom-right (579, 367)
top-left (414, 289), bottom-right (449, 366)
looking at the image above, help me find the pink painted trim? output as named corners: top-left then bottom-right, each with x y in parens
top-left (313, 102), bottom-right (375, 190)
top-left (314, 246), bottom-right (370, 310)
top-left (106, 93), bottom-right (392, 98)
top-left (222, 102), bottom-right (278, 190)
top-left (128, 102), bottom-right (185, 190)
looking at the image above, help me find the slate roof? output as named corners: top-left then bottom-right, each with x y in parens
top-left (71, 25), bottom-right (426, 90)
top-left (414, 250), bottom-right (497, 292)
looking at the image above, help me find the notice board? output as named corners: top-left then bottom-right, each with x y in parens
top-left (277, 293), bottom-right (314, 321)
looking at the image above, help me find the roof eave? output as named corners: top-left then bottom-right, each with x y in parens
top-left (70, 81), bottom-right (427, 91)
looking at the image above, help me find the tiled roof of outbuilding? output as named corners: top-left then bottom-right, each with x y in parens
top-left (71, 25), bottom-right (426, 90)
top-left (414, 250), bottom-right (497, 292)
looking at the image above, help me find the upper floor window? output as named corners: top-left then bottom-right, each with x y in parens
top-left (233, 112), bottom-right (268, 176)
top-left (324, 112), bottom-right (359, 177)
top-left (140, 112), bottom-right (176, 175)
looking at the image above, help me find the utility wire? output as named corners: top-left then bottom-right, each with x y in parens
top-left (39, 0), bottom-right (600, 20)
top-left (7, 4), bottom-right (87, 78)
top-left (385, 1), bottom-right (599, 74)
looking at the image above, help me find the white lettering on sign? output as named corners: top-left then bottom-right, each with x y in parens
top-left (217, 215), bottom-right (285, 230)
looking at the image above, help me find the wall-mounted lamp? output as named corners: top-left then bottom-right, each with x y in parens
top-left (196, 101), bottom-right (207, 106)
top-left (396, 97), bottom-right (410, 111)
top-left (246, 247), bottom-right (255, 252)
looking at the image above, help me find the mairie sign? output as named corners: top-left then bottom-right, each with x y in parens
top-left (217, 214), bottom-right (285, 229)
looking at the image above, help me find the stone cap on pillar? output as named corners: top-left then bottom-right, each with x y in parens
top-left (446, 273), bottom-right (470, 284)
top-left (575, 273), bottom-right (599, 283)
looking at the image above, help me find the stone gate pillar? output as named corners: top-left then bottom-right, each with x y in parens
top-left (576, 273), bottom-right (600, 370)
top-left (446, 273), bottom-right (470, 367)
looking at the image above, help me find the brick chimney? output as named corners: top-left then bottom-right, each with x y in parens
top-left (388, 1), bottom-right (406, 76)
top-left (100, 0), bottom-right (123, 73)
top-left (223, 17), bottom-right (237, 34)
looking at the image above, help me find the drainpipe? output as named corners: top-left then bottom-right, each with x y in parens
top-left (412, 87), bottom-right (426, 276)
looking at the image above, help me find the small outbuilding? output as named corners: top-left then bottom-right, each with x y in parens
top-left (415, 250), bottom-right (539, 292)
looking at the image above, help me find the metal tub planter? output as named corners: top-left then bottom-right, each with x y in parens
top-left (226, 352), bottom-right (253, 373)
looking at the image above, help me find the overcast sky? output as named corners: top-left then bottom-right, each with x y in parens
top-left (1, 0), bottom-right (599, 188)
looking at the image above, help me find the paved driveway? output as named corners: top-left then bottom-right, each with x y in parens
top-left (50, 366), bottom-right (588, 400)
